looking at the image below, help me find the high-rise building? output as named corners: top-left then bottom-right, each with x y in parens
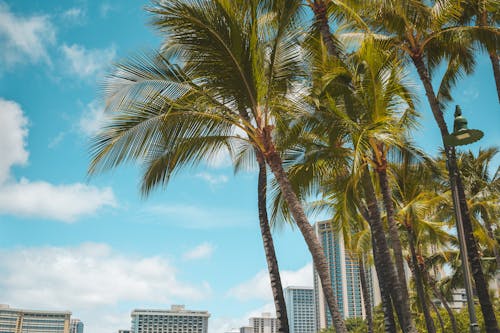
top-left (284, 286), bottom-right (316, 333)
top-left (70, 319), bottom-right (84, 333)
top-left (131, 305), bottom-right (209, 333)
top-left (0, 304), bottom-right (71, 333)
top-left (248, 313), bottom-right (276, 333)
top-left (313, 221), bottom-right (380, 329)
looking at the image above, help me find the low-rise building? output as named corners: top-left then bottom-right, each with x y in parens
top-left (0, 304), bottom-right (71, 333)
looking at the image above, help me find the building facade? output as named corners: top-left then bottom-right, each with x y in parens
top-left (248, 313), bottom-right (276, 333)
top-left (131, 305), bottom-right (209, 333)
top-left (284, 287), bottom-right (316, 333)
top-left (313, 221), bottom-right (380, 329)
top-left (0, 304), bottom-right (71, 333)
top-left (70, 319), bottom-right (83, 333)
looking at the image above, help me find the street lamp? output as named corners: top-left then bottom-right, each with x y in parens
top-left (444, 105), bottom-right (484, 146)
top-left (445, 105), bottom-right (484, 333)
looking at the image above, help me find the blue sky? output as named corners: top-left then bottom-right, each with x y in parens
top-left (0, 1), bottom-right (498, 333)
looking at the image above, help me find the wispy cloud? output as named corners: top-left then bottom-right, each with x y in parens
top-left (78, 100), bottom-right (107, 137)
top-left (144, 204), bottom-right (254, 229)
top-left (61, 7), bottom-right (86, 24)
top-left (48, 131), bottom-right (66, 149)
top-left (0, 2), bottom-right (56, 69)
top-left (195, 172), bottom-right (229, 186)
top-left (182, 242), bottom-right (215, 260)
top-left (60, 43), bottom-right (116, 80)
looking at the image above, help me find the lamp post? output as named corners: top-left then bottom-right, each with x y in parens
top-left (445, 105), bottom-right (483, 333)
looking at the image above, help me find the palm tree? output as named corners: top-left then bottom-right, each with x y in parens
top-left (89, 1), bottom-right (347, 331)
top-left (269, 37), bottom-right (420, 332)
top-left (458, 148), bottom-right (500, 268)
top-left (364, 1), bottom-right (500, 330)
top-left (256, 150), bottom-right (289, 332)
top-left (391, 151), bottom-right (455, 333)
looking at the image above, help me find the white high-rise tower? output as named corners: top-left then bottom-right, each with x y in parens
top-left (313, 221), bottom-right (380, 329)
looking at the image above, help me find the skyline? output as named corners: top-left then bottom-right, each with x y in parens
top-left (0, 1), bottom-right (499, 333)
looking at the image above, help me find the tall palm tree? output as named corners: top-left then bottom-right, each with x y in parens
top-left (458, 148), bottom-right (500, 268)
top-left (256, 150), bottom-right (289, 332)
top-left (391, 151), bottom-right (454, 333)
top-left (270, 37), bottom-right (420, 332)
top-left (89, 1), bottom-right (347, 331)
top-left (364, 1), bottom-right (500, 330)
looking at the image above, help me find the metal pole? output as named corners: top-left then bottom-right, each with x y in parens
top-left (448, 153), bottom-right (480, 333)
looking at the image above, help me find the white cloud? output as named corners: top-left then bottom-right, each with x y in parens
top-left (0, 98), bottom-right (116, 222)
top-left (0, 243), bottom-right (211, 333)
top-left (79, 100), bottom-right (107, 136)
top-left (0, 2), bottom-right (56, 68)
top-left (0, 179), bottom-right (116, 222)
top-left (145, 204), bottom-right (253, 229)
top-left (183, 242), bottom-right (215, 260)
top-left (61, 7), bottom-right (86, 23)
top-left (61, 43), bottom-right (116, 80)
top-left (0, 99), bottom-right (29, 183)
top-left (195, 172), bottom-right (229, 186)
top-left (227, 263), bottom-right (313, 301)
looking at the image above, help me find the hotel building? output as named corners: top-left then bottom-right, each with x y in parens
top-left (247, 313), bottom-right (276, 333)
top-left (131, 305), bottom-right (209, 333)
top-left (70, 319), bottom-right (84, 333)
top-left (0, 304), bottom-right (71, 333)
top-left (284, 286), bottom-right (316, 333)
top-left (313, 221), bottom-right (380, 330)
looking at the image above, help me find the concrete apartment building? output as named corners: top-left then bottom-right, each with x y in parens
top-left (247, 313), bottom-right (276, 333)
top-left (0, 304), bottom-right (71, 333)
top-left (131, 305), bottom-right (209, 333)
top-left (313, 221), bottom-right (380, 330)
top-left (284, 286), bottom-right (316, 333)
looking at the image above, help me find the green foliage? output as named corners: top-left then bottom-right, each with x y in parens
top-left (319, 317), bottom-right (367, 333)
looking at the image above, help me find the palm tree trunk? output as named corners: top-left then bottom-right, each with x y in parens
top-left (264, 148), bottom-right (348, 333)
top-left (360, 167), bottom-right (417, 333)
top-left (429, 297), bottom-right (446, 333)
top-left (310, 0), bottom-right (342, 58)
top-left (412, 55), bottom-right (499, 333)
top-left (481, 212), bottom-right (500, 268)
top-left (360, 206), bottom-right (397, 333)
top-left (376, 165), bottom-right (409, 297)
top-left (359, 256), bottom-right (374, 333)
top-left (488, 50), bottom-right (500, 104)
top-left (407, 229), bottom-right (436, 333)
top-left (427, 274), bottom-right (459, 333)
top-left (454, 161), bottom-right (499, 333)
top-left (257, 153), bottom-right (289, 333)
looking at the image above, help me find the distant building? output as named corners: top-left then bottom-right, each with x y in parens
top-left (448, 289), bottom-right (468, 310)
top-left (284, 286), bottom-right (316, 333)
top-left (313, 221), bottom-right (380, 330)
top-left (0, 304), bottom-right (71, 333)
top-left (239, 326), bottom-right (253, 333)
top-left (131, 305), bottom-right (209, 333)
top-left (118, 330), bottom-right (131, 333)
top-left (248, 313), bottom-right (276, 333)
top-left (70, 319), bottom-right (84, 333)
